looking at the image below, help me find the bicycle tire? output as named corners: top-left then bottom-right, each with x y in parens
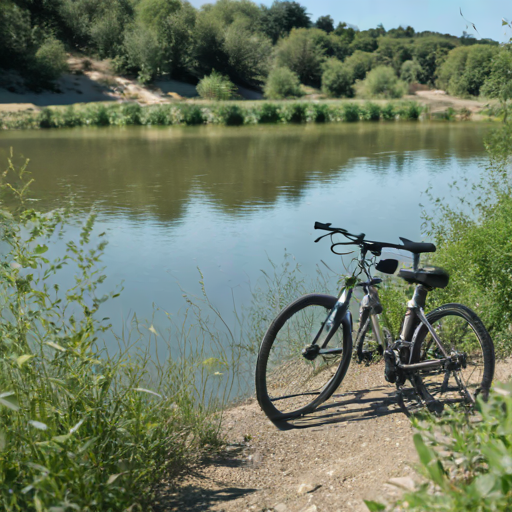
top-left (255, 293), bottom-right (352, 422)
top-left (401, 303), bottom-right (495, 414)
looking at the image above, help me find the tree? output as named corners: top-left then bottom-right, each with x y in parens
top-left (481, 46), bottom-right (512, 106)
top-left (274, 28), bottom-right (326, 85)
top-left (350, 31), bottom-right (378, 53)
top-left (437, 44), bottom-right (498, 97)
top-left (315, 15), bottom-right (334, 34)
top-left (260, 1), bottom-right (311, 44)
top-left (223, 18), bottom-right (272, 84)
top-left (343, 50), bottom-right (376, 81)
top-left (356, 65), bottom-right (407, 98)
top-left (123, 24), bottom-right (163, 82)
top-left (412, 36), bottom-right (457, 84)
top-left (377, 36), bottom-right (413, 73)
top-left (264, 66), bottom-right (303, 98)
top-left (321, 57), bottom-right (353, 97)
top-left (400, 59), bottom-right (423, 83)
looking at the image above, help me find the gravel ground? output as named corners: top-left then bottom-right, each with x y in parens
top-left (157, 358), bottom-right (512, 512)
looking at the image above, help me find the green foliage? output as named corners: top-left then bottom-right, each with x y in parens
top-left (120, 102), bottom-right (142, 125)
top-left (342, 102), bottom-right (360, 122)
top-left (481, 46), bottom-right (512, 109)
top-left (422, 121), bottom-right (512, 345)
top-left (180, 104), bottom-right (205, 125)
top-left (321, 58), bottom-right (354, 98)
top-left (0, 153), bottom-right (229, 511)
top-left (381, 102), bottom-right (396, 120)
top-left (136, 0), bottom-right (181, 31)
top-left (197, 70), bottom-right (237, 100)
top-left (361, 102), bottom-right (381, 121)
top-left (31, 37), bottom-right (68, 85)
top-left (256, 103), bottom-right (281, 123)
top-left (216, 104), bottom-right (245, 125)
top-left (282, 102), bottom-right (307, 123)
top-left (437, 45), bottom-right (498, 97)
top-left (274, 28), bottom-right (327, 86)
top-left (356, 65), bottom-right (408, 99)
top-left (396, 382), bottom-right (512, 510)
top-left (377, 36), bottom-right (413, 74)
top-left (223, 19), bottom-right (272, 84)
top-left (309, 103), bottom-right (329, 122)
top-left (264, 67), bottom-right (303, 99)
top-left (315, 15), bottom-right (334, 34)
top-left (123, 24), bottom-right (162, 83)
top-left (400, 59), bottom-right (423, 83)
top-left (260, 0), bottom-right (311, 44)
top-left (343, 50), bottom-right (376, 81)
top-left (412, 36), bottom-right (457, 85)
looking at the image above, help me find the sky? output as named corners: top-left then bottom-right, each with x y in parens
top-left (188, 0), bottom-right (512, 43)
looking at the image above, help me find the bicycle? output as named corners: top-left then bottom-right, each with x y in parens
top-left (255, 222), bottom-right (495, 422)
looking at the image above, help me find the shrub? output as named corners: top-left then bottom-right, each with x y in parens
top-left (85, 105), bottom-right (111, 126)
top-left (397, 102), bottom-right (421, 120)
top-left (274, 28), bottom-right (326, 86)
top-left (217, 104), bottom-right (245, 126)
top-left (357, 66), bottom-right (408, 99)
top-left (143, 105), bottom-right (172, 125)
top-left (0, 154), bottom-right (228, 511)
top-left (264, 67), bottom-right (303, 99)
top-left (310, 103), bottom-right (329, 123)
top-left (343, 50), bottom-right (376, 81)
top-left (31, 37), bottom-right (68, 85)
top-left (321, 58), bottom-right (354, 98)
top-left (342, 103), bottom-right (360, 122)
top-left (361, 102), bottom-right (381, 121)
top-left (124, 25), bottom-right (162, 83)
top-left (37, 107), bottom-right (56, 128)
top-left (180, 105), bottom-right (205, 125)
top-left (120, 102), bottom-right (142, 125)
top-left (400, 59), bottom-right (423, 83)
top-left (197, 71), bottom-right (237, 101)
top-left (257, 103), bottom-right (281, 123)
top-left (381, 103), bottom-right (396, 120)
top-left (283, 103), bottom-right (307, 123)
top-left (62, 105), bottom-right (82, 127)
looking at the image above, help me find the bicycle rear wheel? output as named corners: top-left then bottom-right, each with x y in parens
top-left (401, 303), bottom-right (495, 414)
top-left (255, 294), bottom-right (352, 422)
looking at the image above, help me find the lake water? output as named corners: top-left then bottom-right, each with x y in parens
top-left (0, 122), bottom-right (490, 355)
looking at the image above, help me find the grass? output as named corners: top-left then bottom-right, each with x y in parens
top-left (0, 100), bottom-right (434, 130)
top-left (0, 151), bottom-right (240, 511)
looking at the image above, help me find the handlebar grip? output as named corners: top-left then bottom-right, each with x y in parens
top-left (314, 222), bottom-right (332, 230)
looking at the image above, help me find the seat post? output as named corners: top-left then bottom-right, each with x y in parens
top-left (413, 253), bottom-right (420, 271)
top-left (400, 285), bottom-right (429, 341)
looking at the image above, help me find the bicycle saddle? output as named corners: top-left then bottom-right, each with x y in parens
top-left (398, 266), bottom-right (449, 289)
top-left (399, 238), bottom-right (436, 254)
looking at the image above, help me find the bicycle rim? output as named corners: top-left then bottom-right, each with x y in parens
top-left (258, 295), bottom-right (347, 419)
top-left (405, 305), bottom-right (494, 413)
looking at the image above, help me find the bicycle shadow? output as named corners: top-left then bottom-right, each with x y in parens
top-left (272, 384), bottom-right (405, 431)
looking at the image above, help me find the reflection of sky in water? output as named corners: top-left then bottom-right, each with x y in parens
top-left (0, 124), bottom-right (490, 356)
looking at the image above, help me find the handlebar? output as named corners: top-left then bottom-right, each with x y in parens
top-left (314, 221), bottom-right (436, 256)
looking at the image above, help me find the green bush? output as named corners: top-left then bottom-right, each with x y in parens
top-left (396, 101), bottom-right (421, 120)
top-left (343, 50), bottom-right (376, 81)
top-left (356, 65), bottom-right (408, 99)
top-left (274, 28), bottom-right (326, 86)
top-left (391, 382), bottom-right (512, 511)
top-left (121, 102), bottom-right (142, 125)
top-left (321, 58), bottom-right (354, 98)
top-left (37, 108), bottom-right (56, 128)
top-left (310, 103), bottom-right (329, 123)
top-left (31, 37), bottom-right (68, 85)
top-left (257, 103), bottom-right (281, 123)
top-left (342, 103), bottom-right (360, 122)
top-left (381, 103), bottom-right (396, 120)
top-left (400, 59), bottom-right (423, 83)
top-left (197, 71), bottom-right (237, 101)
top-left (264, 67), bottom-right (303, 99)
top-left (0, 154), bottom-right (229, 511)
top-left (62, 105), bottom-right (82, 127)
top-left (123, 24), bottom-right (162, 83)
top-left (84, 104), bottom-right (111, 126)
top-left (361, 102), bottom-right (381, 121)
top-left (283, 103), bottom-right (307, 123)
top-left (180, 105), bottom-right (205, 125)
top-left (217, 104), bottom-right (245, 126)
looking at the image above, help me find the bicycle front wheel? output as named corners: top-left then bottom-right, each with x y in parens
top-left (255, 294), bottom-right (352, 422)
top-left (404, 303), bottom-right (495, 413)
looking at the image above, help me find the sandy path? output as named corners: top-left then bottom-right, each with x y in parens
top-left (157, 358), bottom-right (512, 512)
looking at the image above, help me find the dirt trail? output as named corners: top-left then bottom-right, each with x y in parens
top-left (157, 359), bottom-right (512, 512)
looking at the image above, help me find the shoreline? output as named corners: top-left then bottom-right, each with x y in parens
top-left (0, 99), bottom-right (497, 131)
